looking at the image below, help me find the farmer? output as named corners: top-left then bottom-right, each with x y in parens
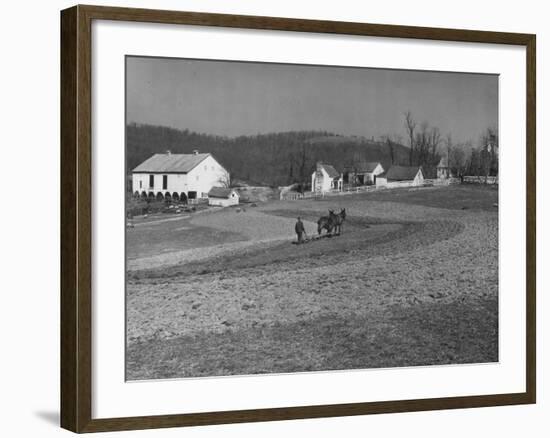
top-left (295, 216), bottom-right (306, 244)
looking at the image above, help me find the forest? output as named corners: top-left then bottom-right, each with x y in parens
top-left (126, 113), bottom-right (498, 188)
top-left (126, 123), bottom-right (411, 187)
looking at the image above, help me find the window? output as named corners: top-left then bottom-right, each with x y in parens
top-left (196, 176), bottom-right (199, 181)
top-left (149, 175), bottom-right (154, 188)
top-left (162, 175), bottom-right (168, 190)
top-left (204, 165), bottom-right (207, 171)
top-left (139, 180), bottom-right (142, 189)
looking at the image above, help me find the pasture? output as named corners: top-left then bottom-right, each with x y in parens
top-left (126, 184), bottom-right (499, 380)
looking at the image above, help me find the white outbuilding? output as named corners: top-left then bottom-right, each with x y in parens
top-left (208, 187), bottom-right (240, 207)
top-left (132, 150), bottom-right (229, 203)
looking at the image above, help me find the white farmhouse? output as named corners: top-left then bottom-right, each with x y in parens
top-left (132, 150), bottom-right (229, 203)
top-left (311, 162), bottom-right (343, 193)
top-left (208, 187), bottom-right (240, 207)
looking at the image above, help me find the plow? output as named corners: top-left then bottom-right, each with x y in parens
top-left (291, 232), bottom-right (339, 245)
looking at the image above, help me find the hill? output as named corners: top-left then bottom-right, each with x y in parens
top-left (126, 124), bottom-right (411, 187)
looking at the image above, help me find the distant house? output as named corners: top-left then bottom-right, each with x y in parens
top-left (344, 162), bottom-right (385, 186)
top-left (382, 165), bottom-right (424, 186)
top-left (311, 162), bottom-right (343, 193)
top-left (437, 156), bottom-right (452, 179)
top-left (208, 187), bottom-right (240, 207)
top-left (132, 150), bottom-right (229, 203)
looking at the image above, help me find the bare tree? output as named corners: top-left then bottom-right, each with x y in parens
top-left (217, 170), bottom-right (232, 188)
top-left (415, 122), bottom-right (429, 166)
top-left (297, 144), bottom-right (309, 183)
top-left (481, 127), bottom-right (499, 176)
top-left (445, 135), bottom-right (468, 177)
top-left (386, 135), bottom-right (395, 165)
top-left (285, 144), bottom-right (312, 189)
top-left (444, 133), bottom-right (452, 161)
top-left (449, 144), bottom-right (467, 176)
top-left (466, 141), bottom-right (482, 176)
top-left (382, 134), bottom-right (402, 166)
top-left (428, 126), bottom-right (442, 166)
top-left (404, 111), bottom-right (416, 166)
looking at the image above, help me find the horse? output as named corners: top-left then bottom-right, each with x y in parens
top-left (317, 209), bottom-right (336, 236)
top-left (332, 208), bottom-right (347, 235)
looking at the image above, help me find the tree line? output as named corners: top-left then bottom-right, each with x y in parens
top-left (394, 111), bottom-right (498, 178)
top-left (126, 117), bottom-right (497, 189)
top-left (126, 124), bottom-right (409, 187)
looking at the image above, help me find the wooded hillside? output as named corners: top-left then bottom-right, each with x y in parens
top-left (126, 124), bottom-right (411, 187)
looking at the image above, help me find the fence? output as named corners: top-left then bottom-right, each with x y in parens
top-left (280, 190), bottom-right (328, 201)
top-left (280, 177), bottom-right (462, 201)
top-left (463, 175), bottom-right (498, 185)
top-left (423, 178), bottom-right (461, 186)
top-left (342, 184), bottom-right (379, 193)
top-left (282, 192), bottom-right (305, 201)
top-left (385, 180), bottom-right (416, 189)
top-left (188, 198), bottom-right (209, 205)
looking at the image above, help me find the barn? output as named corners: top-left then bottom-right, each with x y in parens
top-left (208, 187), bottom-right (240, 207)
top-left (311, 162), bottom-right (343, 193)
top-left (382, 165), bottom-right (424, 186)
top-left (132, 150), bottom-right (229, 203)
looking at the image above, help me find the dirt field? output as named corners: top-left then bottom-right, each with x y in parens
top-left (126, 184), bottom-right (499, 380)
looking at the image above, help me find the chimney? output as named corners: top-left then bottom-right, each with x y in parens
top-left (193, 149), bottom-right (199, 155)
top-left (166, 150), bottom-right (171, 155)
top-left (316, 162), bottom-right (323, 171)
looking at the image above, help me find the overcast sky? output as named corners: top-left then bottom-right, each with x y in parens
top-left (126, 56), bottom-right (498, 145)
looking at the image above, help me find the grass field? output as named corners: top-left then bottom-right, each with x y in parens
top-left (126, 184), bottom-right (499, 380)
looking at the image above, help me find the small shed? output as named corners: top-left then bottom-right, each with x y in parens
top-left (208, 187), bottom-right (240, 207)
top-left (385, 166), bottom-right (424, 186)
top-left (375, 174), bottom-right (388, 187)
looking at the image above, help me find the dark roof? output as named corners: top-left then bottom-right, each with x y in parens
top-left (344, 162), bottom-right (382, 173)
top-left (423, 166), bottom-right (437, 179)
top-left (133, 153), bottom-right (211, 173)
top-left (358, 162), bottom-right (382, 173)
top-left (384, 166), bottom-right (422, 181)
top-left (208, 187), bottom-right (237, 198)
top-left (318, 163), bottom-right (341, 179)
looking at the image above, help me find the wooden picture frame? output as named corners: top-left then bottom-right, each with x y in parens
top-left (61, 4), bottom-right (536, 433)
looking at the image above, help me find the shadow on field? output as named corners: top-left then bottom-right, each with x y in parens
top-left (126, 296), bottom-right (498, 380)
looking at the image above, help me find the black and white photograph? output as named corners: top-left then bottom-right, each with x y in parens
top-left (125, 56), bottom-right (499, 381)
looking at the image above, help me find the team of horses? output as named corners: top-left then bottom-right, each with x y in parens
top-left (317, 208), bottom-right (346, 236)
